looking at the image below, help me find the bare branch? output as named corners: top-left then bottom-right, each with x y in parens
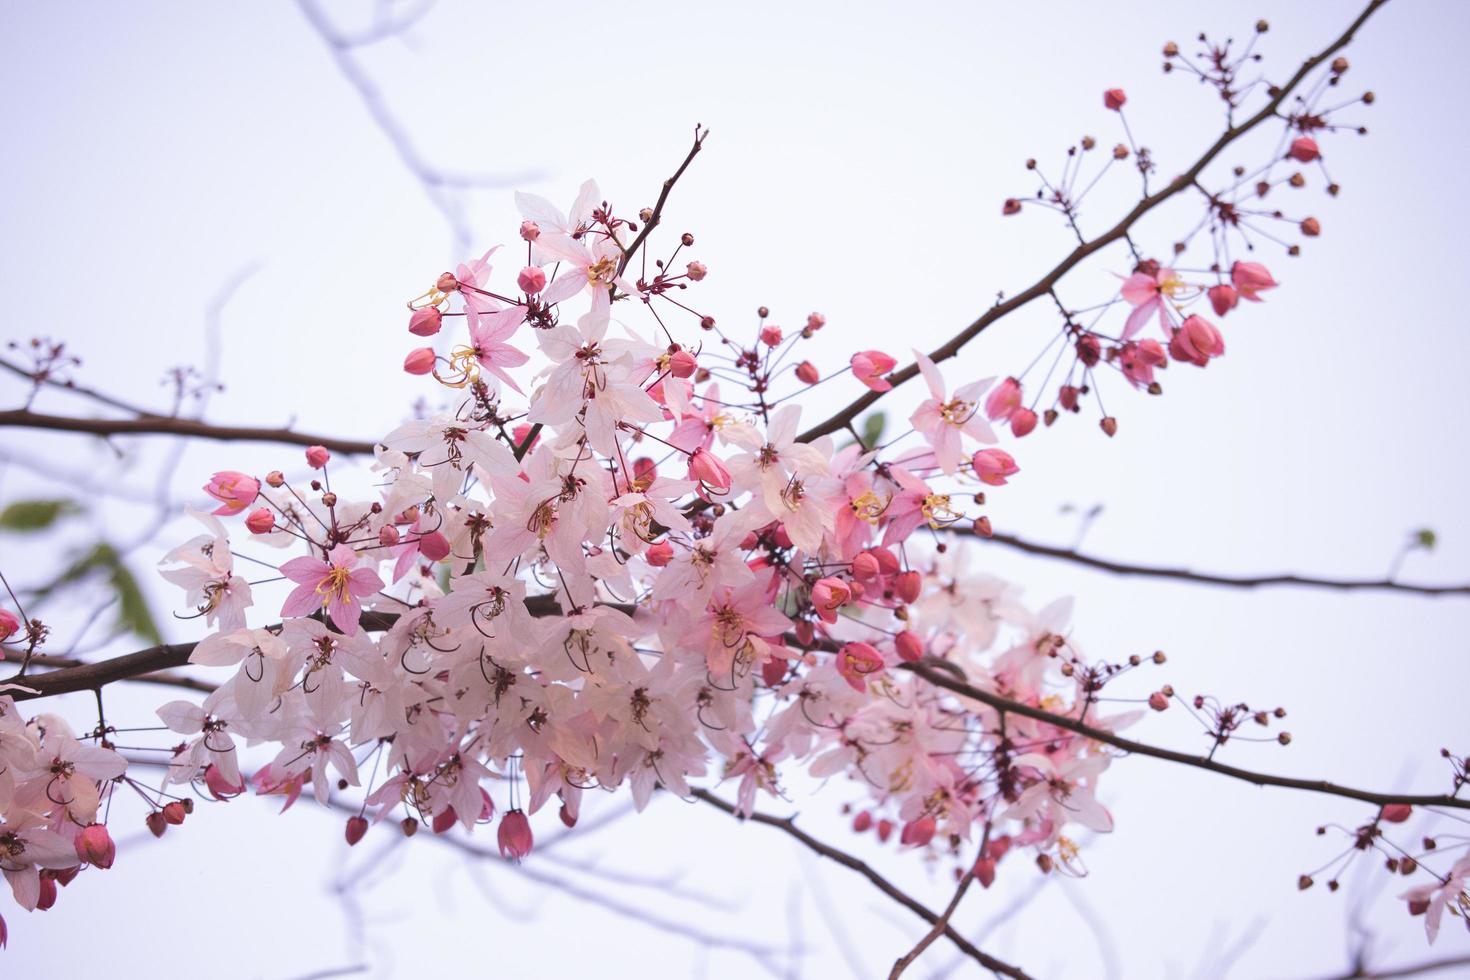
top-left (0, 408), bottom-right (378, 456)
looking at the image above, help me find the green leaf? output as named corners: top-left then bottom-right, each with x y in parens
top-left (0, 499), bottom-right (81, 532)
top-left (860, 412), bottom-right (887, 450)
top-left (1413, 528), bottom-right (1438, 551)
top-left (29, 542), bottom-right (161, 644)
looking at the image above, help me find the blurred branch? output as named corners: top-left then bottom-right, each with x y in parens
top-left (693, 788), bottom-right (1032, 980)
top-left (796, 0), bottom-right (1389, 444)
top-left (1307, 954), bottom-right (1470, 980)
top-left (0, 408), bottom-right (378, 455)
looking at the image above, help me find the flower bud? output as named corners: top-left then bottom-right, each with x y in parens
top-left (1100, 416), bottom-right (1118, 437)
top-left (685, 261), bottom-right (707, 282)
top-left (1104, 88), bottom-right (1127, 111)
top-left (852, 811), bottom-right (874, 833)
top-left (345, 815), bottom-right (369, 846)
top-left (850, 350), bottom-right (897, 392)
top-left (401, 817), bottom-right (419, 837)
top-left (498, 809), bottom-right (534, 861)
top-left (203, 471), bottom-right (260, 516)
top-left (1010, 408), bottom-right (1038, 438)
top-left (795, 361), bottom-right (819, 385)
top-left (517, 266), bottom-right (547, 294)
top-left (1300, 217), bottom-right (1321, 237)
top-left (1230, 261), bottom-right (1278, 300)
top-left (760, 325), bottom-right (783, 347)
top-left (645, 541), bottom-right (674, 566)
top-left (378, 524), bottom-right (401, 547)
top-left (1207, 283), bottom-right (1239, 317)
top-left (519, 220), bottom-right (540, 242)
top-left (1381, 804), bottom-right (1413, 823)
top-left (146, 812), bottom-right (168, 838)
top-left (985, 377), bottom-right (1022, 421)
top-left (668, 349), bottom-right (697, 378)
top-left (851, 552), bottom-right (881, 581)
top-left (306, 445), bottom-right (331, 469)
top-left (687, 449), bottom-right (732, 493)
top-left (900, 815), bottom-right (937, 847)
top-left (894, 570), bottom-right (922, 604)
top-left (895, 631), bottom-right (923, 662)
top-left (971, 448), bottom-right (1019, 487)
top-left (403, 347), bottom-right (436, 375)
top-left (435, 272), bottom-right (459, 293)
top-left (868, 547), bottom-right (900, 577)
top-left (1287, 136), bottom-right (1320, 163)
top-left (811, 578), bottom-right (852, 624)
top-left (408, 308), bottom-right (442, 337)
top-left (1148, 691), bottom-right (1169, 711)
top-left (433, 807), bottom-right (458, 835)
top-left (163, 801), bottom-right (187, 825)
top-left (1002, 198), bottom-right (1021, 216)
top-left (806, 312), bottom-right (826, 332)
top-left (75, 824), bottom-right (115, 869)
top-left (418, 531), bottom-right (451, 562)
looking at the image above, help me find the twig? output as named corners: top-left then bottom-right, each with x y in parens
top-left (0, 408), bottom-right (378, 455)
top-left (693, 789), bottom-right (1032, 980)
top-left (795, 0), bottom-right (1390, 445)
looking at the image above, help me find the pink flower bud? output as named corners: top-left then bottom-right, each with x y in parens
top-left (74, 824), bottom-right (115, 869)
top-left (345, 815), bottom-right (369, 846)
top-left (668, 349), bottom-right (697, 378)
top-left (971, 449), bottom-right (1020, 487)
top-left (850, 350), bottom-right (897, 392)
top-left (435, 272), bottom-right (459, 293)
top-left (868, 547), bottom-right (900, 577)
top-left (645, 541), bottom-right (674, 566)
top-left (517, 266), bottom-right (547, 294)
top-left (1104, 88), bottom-right (1127, 111)
top-left (1301, 216), bottom-right (1321, 237)
top-left (1208, 283), bottom-right (1239, 317)
top-left (245, 508), bottom-right (275, 535)
top-left (519, 220), bottom-right (540, 242)
top-left (403, 347), bottom-right (436, 375)
top-left (876, 819), bottom-right (894, 843)
top-left (806, 312), bottom-right (826, 332)
top-left (36, 875), bottom-right (56, 911)
top-left (204, 764), bottom-right (245, 800)
top-left (1382, 804), bottom-right (1413, 823)
top-left (498, 809), bottom-right (534, 861)
top-left (811, 577), bottom-right (852, 624)
top-left (146, 812), bottom-right (168, 838)
top-left (0, 610), bottom-right (20, 642)
top-left (685, 261), bottom-right (707, 281)
top-left (1230, 261), bottom-right (1278, 301)
top-left (853, 810), bottom-right (874, 833)
top-left (378, 524), bottom-right (401, 547)
top-left (408, 308), bottom-right (442, 337)
top-left (895, 631), bottom-right (924, 662)
top-left (687, 448), bottom-right (731, 493)
top-left (203, 471), bottom-right (260, 516)
top-left (163, 801), bottom-right (187, 825)
top-left (1287, 136), bottom-right (1320, 162)
top-left (306, 445), bottom-right (331, 469)
top-left (985, 377), bottom-right (1022, 421)
top-left (1148, 691), bottom-right (1169, 711)
top-left (1002, 198), bottom-right (1021, 216)
top-left (851, 552), bottom-right (880, 581)
top-left (795, 361), bottom-right (819, 384)
top-left (418, 531), bottom-right (451, 562)
top-left (974, 857), bottom-right (997, 889)
top-left (1059, 385), bottom-right (1080, 411)
top-left (760, 325), bottom-right (783, 347)
top-left (1010, 408), bottom-right (1038, 438)
top-left (894, 570), bottom-right (922, 604)
top-left (900, 815), bottom-right (937, 847)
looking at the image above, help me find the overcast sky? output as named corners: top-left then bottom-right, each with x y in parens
top-left (1, 1), bottom-right (1466, 977)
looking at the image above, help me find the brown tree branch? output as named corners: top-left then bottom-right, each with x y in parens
top-left (795, 0), bottom-right (1389, 444)
top-left (0, 408), bottom-right (379, 456)
top-left (980, 531), bottom-right (1470, 597)
top-left (1309, 953), bottom-right (1470, 980)
top-left (888, 846), bottom-right (981, 979)
top-left (693, 789), bottom-right (1031, 980)
top-left (899, 660), bottom-right (1470, 811)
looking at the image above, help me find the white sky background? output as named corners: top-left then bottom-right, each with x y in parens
top-left (0, 0), bottom-right (1467, 977)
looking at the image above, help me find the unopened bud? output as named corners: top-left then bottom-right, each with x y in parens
top-left (1100, 416), bottom-right (1118, 437)
top-left (519, 220), bottom-right (540, 242)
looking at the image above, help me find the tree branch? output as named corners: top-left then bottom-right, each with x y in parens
top-left (0, 408), bottom-right (379, 456)
top-left (795, 0), bottom-right (1390, 444)
top-left (693, 789), bottom-right (1031, 980)
top-left (980, 531), bottom-right (1469, 597)
top-left (899, 660), bottom-right (1470, 811)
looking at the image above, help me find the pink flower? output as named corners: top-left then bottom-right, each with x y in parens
top-left (403, 347), bottom-right (435, 375)
top-left (408, 308), bottom-right (442, 337)
top-left (760, 325), bottom-right (783, 347)
top-left (1119, 339), bottom-right (1167, 388)
top-left (498, 809), bottom-right (534, 861)
top-left (203, 471), bottom-right (259, 517)
top-left (985, 377), bottom-right (1022, 421)
top-left (279, 544), bottom-right (384, 636)
top-left (305, 445), bottom-right (330, 469)
top-left (0, 610), bottom-right (19, 642)
top-left (688, 448), bottom-right (732, 494)
top-left (972, 449), bottom-right (1019, 486)
top-left (1230, 261), bottom-right (1278, 302)
top-left (909, 350), bottom-right (997, 474)
top-left (1288, 136), bottom-right (1320, 162)
top-left (850, 350), bottom-right (896, 392)
top-left (1208, 283), bottom-right (1239, 316)
top-left (1400, 855), bottom-right (1470, 943)
top-left (810, 577), bottom-right (851, 624)
top-left (686, 260), bottom-right (707, 281)
top-left (1119, 266), bottom-right (1186, 340)
top-left (1104, 88), bottom-right (1127, 111)
top-left (468, 305), bottom-right (530, 394)
top-left (837, 641), bottom-right (885, 692)
top-left (1169, 314), bottom-right (1225, 366)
